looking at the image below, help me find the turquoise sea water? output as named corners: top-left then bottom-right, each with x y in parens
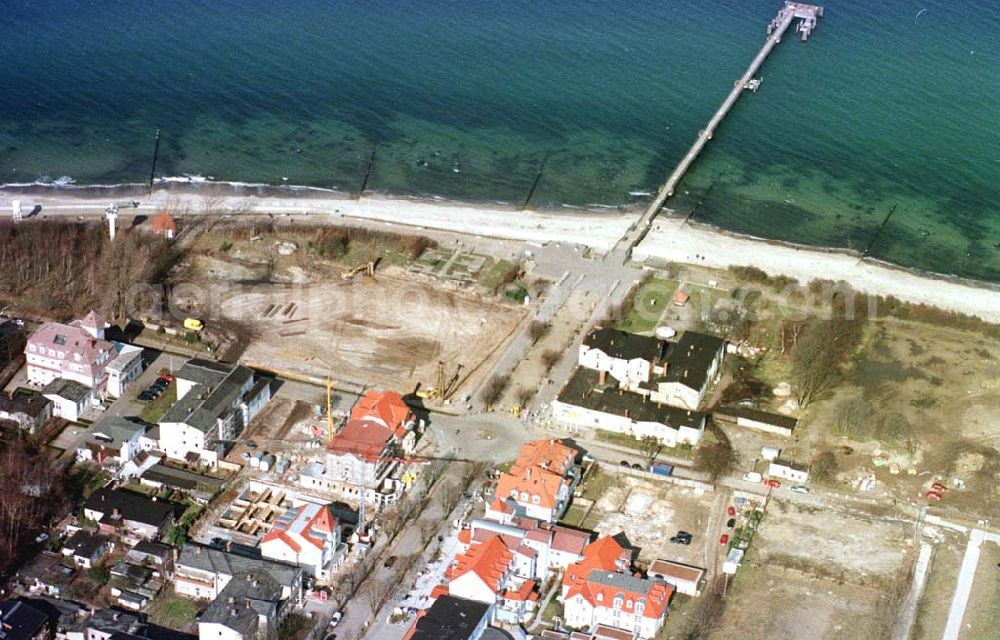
top-left (1, 0), bottom-right (997, 281)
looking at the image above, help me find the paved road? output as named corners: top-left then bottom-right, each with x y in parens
top-left (942, 528), bottom-right (1000, 640)
top-left (333, 461), bottom-right (471, 640)
top-left (892, 541), bottom-right (933, 640)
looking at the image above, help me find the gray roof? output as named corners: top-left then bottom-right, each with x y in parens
top-left (0, 600), bottom-right (50, 640)
top-left (198, 572), bottom-right (282, 637)
top-left (585, 569), bottom-right (661, 595)
top-left (583, 328), bottom-right (665, 362)
top-left (659, 332), bottom-right (726, 392)
top-left (86, 417), bottom-right (146, 449)
top-left (140, 463), bottom-right (225, 492)
top-left (558, 368), bottom-right (705, 430)
top-left (0, 391), bottom-right (52, 418)
top-left (409, 595), bottom-right (491, 640)
top-left (62, 530), bottom-right (110, 559)
top-left (714, 406), bottom-right (797, 430)
top-left (160, 361), bottom-right (253, 433)
top-left (84, 487), bottom-right (179, 528)
top-left (177, 545), bottom-right (300, 586)
top-left (42, 378), bottom-right (91, 403)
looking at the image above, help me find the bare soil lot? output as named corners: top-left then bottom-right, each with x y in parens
top-left (218, 276), bottom-right (523, 393)
top-left (571, 468), bottom-right (720, 569)
top-left (756, 499), bottom-right (911, 580)
top-left (711, 563), bottom-right (892, 640)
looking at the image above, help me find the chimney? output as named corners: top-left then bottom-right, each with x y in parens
top-left (226, 541), bottom-right (232, 552)
top-left (598, 370), bottom-right (606, 385)
top-left (624, 409), bottom-right (630, 418)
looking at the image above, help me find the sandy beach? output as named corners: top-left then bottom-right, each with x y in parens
top-left (2, 187), bottom-right (637, 255)
top-left (634, 217), bottom-right (1000, 323)
top-left (3, 186), bottom-right (997, 322)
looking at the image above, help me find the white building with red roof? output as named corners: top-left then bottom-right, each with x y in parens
top-left (461, 507), bottom-right (591, 580)
top-left (495, 439), bottom-right (579, 523)
top-left (560, 536), bottom-right (672, 639)
top-left (259, 502), bottom-right (342, 580)
top-left (26, 311), bottom-right (115, 393)
top-left (299, 390), bottom-right (419, 506)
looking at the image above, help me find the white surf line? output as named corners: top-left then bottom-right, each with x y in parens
top-left (942, 528), bottom-right (985, 640)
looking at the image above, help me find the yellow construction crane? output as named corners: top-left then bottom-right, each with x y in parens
top-left (340, 256), bottom-right (380, 281)
top-left (326, 378), bottom-right (339, 441)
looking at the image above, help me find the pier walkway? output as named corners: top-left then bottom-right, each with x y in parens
top-left (621, 1), bottom-right (823, 256)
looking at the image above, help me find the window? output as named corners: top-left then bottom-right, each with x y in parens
top-left (520, 492), bottom-right (528, 501)
top-left (532, 495), bottom-right (540, 504)
top-left (510, 490), bottom-right (518, 498)
top-left (636, 600), bottom-right (645, 616)
top-left (626, 599), bottom-right (632, 609)
top-left (596, 593), bottom-right (603, 602)
top-left (613, 595), bottom-right (623, 609)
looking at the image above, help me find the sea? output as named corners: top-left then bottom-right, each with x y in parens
top-left (1, 0), bottom-right (997, 282)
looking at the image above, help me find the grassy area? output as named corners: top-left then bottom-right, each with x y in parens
top-left (913, 541), bottom-right (964, 640)
top-left (561, 502), bottom-right (590, 528)
top-left (140, 382), bottom-right (177, 423)
top-left (576, 468), bottom-right (625, 502)
top-left (148, 593), bottom-right (201, 630)
top-left (477, 258), bottom-right (516, 292)
top-left (539, 595), bottom-right (564, 626)
top-left (278, 613), bottom-right (312, 640)
top-left (962, 541), bottom-right (1000, 640)
top-left (618, 277), bottom-right (678, 333)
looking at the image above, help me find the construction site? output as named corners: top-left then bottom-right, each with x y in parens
top-left (174, 219), bottom-right (527, 397)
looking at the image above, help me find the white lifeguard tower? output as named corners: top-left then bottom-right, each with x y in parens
top-left (11, 200), bottom-right (22, 223)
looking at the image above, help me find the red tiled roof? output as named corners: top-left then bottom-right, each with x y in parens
top-left (351, 390), bottom-right (414, 437)
top-left (562, 535), bottom-right (630, 590)
top-left (567, 571), bottom-right (672, 621)
top-left (447, 535), bottom-right (513, 592)
top-left (496, 439), bottom-right (575, 510)
top-left (152, 212), bottom-right (177, 233)
top-left (327, 418), bottom-right (394, 460)
top-left (503, 579), bottom-right (537, 602)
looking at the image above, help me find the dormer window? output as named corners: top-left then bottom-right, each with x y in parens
top-left (510, 490), bottom-right (518, 498)
top-left (596, 593), bottom-right (603, 602)
top-left (613, 595), bottom-right (623, 609)
top-left (520, 492), bottom-right (528, 501)
top-left (532, 495), bottom-right (540, 504)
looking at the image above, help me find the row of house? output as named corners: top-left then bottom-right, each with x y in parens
top-left (552, 328), bottom-right (726, 449)
top-left (408, 439), bottom-right (698, 640)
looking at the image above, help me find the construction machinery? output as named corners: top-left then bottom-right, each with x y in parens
top-left (413, 361), bottom-right (464, 401)
top-left (340, 256), bottom-right (379, 281)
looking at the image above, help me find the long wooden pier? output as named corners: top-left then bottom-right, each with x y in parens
top-left (628, 2), bottom-right (823, 246)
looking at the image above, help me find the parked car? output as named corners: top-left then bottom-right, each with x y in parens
top-left (726, 518), bottom-right (736, 528)
top-left (619, 460), bottom-right (630, 467)
top-left (926, 491), bottom-right (943, 501)
top-left (384, 555), bottom-right (398, 568)
top-left (631, 463), bottom-right (643, 470)
top-left (719, 534), bottom-right (729, 546)
top-left (764, 479), bottom-right (781, 489)
top-left (790, 485), bottom-right (810, 494)
top-left (669, 535), bottom-right (692, 545)
top-left (727, 506), bottom-right (736, 517)
top-left (328, 612), bottom-right (342, 628)
top-left (931, 482), bottom-right (947, 492)
top-left (742, 472), bottom-right (763, 483)
top-left (35, 532), bottom-right (49, 544)
top-left (158, 373), bottom-right (175, 383)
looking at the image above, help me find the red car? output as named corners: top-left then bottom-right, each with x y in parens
top-left (719, 534), bottom-right (729, 546)
top-left (765, 479), bottom-right (781, 489)
top-left (158, 373), bottom-right (175, 383)
top-left (727, 506), bottom-right (736, 517)
top-left (926, 491), bottom-right (943, 501)
top-left (931, 483), bottom-right (947, 492)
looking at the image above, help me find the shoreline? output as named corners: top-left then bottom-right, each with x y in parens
top-left (2, 182), bottom-right (997, 322)
top-left (634, 217), bottom-right (1000, 323)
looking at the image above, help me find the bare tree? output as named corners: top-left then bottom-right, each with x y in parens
top-left (516, 387), bottom-right (535, 408)
top-left (528, 320), bottom-right (549, 344)
top-left (480, 375), bottom-right (507, 407)
top-left (540, 349), bottom-right (560, 372)
top-left (695, 426), bottom-right (736, 482)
